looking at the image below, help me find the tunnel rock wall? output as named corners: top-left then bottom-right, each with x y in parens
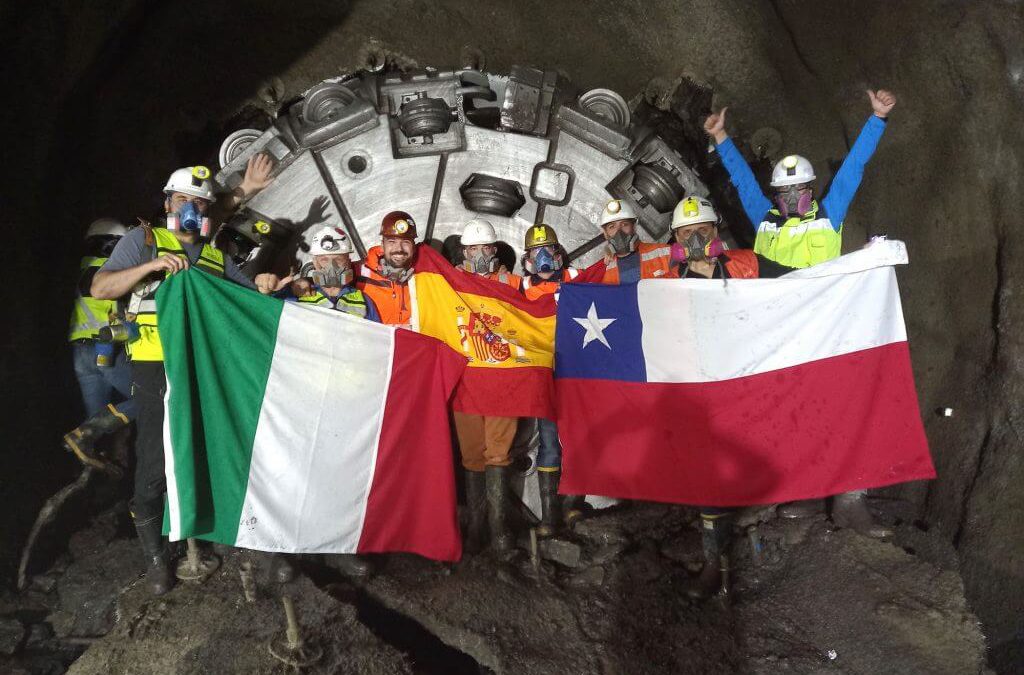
top-left (2, 0), bottom-right (1021, 668)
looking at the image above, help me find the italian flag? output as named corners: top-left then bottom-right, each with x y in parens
top-left (156, 270), bottom-right (466, 561)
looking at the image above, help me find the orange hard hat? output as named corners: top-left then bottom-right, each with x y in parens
top-left (380, 211), bottom-right (417, 239)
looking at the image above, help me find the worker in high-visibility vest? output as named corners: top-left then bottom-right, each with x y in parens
top-left (703, 89), bottom-right (897, 269)
top-left (594, 199), bottom-right (672, 284)
top-left (91, 158), bottom-right (284, 595)
top-left (63, 218), bottom-right (136, 471)
top-left (357, 211), bottom-right (419, 328)
top-left (257, 226), bottom-right (381, 322)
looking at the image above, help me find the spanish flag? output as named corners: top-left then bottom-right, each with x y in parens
top-left (410, 246), bottom-right (557, 419)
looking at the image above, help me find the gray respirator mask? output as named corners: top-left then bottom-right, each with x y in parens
top-left (608, 230), bottom-right (639, 256)
top-left (463, 250), bottom-right (499, 275)
top-left (301, 260), bottom-right (353, 288)
top-left (683, 231), bottom-right (712, 261)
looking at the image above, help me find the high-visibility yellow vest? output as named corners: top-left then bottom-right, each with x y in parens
top-left (753, 201), bottom-right (842, 268)
top-left (296, 288), bottom-right (369, 318)
top-left (68, 256), bottom-right (117, 341)
top-left (128, 228), bottom-right (224, 362)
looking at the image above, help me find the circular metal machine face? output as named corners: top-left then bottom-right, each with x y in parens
top-left (216, 66), bottom-right (709, 270)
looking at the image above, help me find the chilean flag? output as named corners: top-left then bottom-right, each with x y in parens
top-left (555, 240), bottom-right (935, 507)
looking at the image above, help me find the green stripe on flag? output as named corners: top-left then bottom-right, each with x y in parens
top-left (156, 269), bottom-right (283, 544)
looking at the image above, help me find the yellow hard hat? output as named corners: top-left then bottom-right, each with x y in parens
top-left (524, 223), bottom-right (559, 250)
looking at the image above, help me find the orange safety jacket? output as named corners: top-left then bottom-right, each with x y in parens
top-left (669, 249), bottom-right (760, 279)
top-left (600, 242), bottom-right (672, 284)
top-left (356, 246), bottom-right (414, 327)
top-left (521, 267), bottom-right (580, 300)
top-left (473, 266), bottom-right (522, 291)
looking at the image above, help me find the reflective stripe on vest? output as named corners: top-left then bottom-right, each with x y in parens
top-left (601, 243), bottom-right (671, 284)
top-left (355, 246), bottom-right (412, 326)
top-left (297, 289), bottom-right (369, 318)
top-left (129, 228), bottom-right (225, 362)
top-left (68, 256), bottom-right (116, 341)
top-left (754, 201), bottom-right (841, 268)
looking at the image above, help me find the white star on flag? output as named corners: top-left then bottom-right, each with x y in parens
top-left (574, 302), bottom-right (616, 349)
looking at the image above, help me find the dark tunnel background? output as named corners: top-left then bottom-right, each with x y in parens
top-left (1, 0), bottom-right (1022, 668)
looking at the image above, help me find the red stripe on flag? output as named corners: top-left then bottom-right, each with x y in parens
top-left (415, 246), bottom-right (557, 318)
top-left (452, 366), bottom-right (555, 419)
top-left (358, 330), bottom-right (467, 561)
top-left (557, 342), bottom-right (934, 506)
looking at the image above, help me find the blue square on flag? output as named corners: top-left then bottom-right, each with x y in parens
top-left (555, 283), bottom-right (646, 382)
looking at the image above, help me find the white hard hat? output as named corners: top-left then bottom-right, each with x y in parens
top-left (460, 218), bottom-right (498, 246)
top-left (599, 199), bottom-right (638, 227)
top-left (84, 218), bottom-right (128, 239)
top-left (672, 196), bottom-right (719, 230)
top-left (309, 226), bottom-right (354, 255)
top-left (770, 155), bottom-right (815, 188)
top-left (163, 166), bottom-right (216, 201)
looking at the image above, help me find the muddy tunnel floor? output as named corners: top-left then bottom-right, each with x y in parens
top-left (0, 498), bottom-right (987, 674)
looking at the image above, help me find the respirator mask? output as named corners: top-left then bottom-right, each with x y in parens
top-left (607, 229), bottom-right (638, 256)
top-left (670, 230), bottom-right (725, 264)
top-left (166, 200), bottom-right (211, 237)
top-left (463, 249), bottom-right (499, 275)
top-left (524, 245), bottom-right (563, 275)
top-left (774, 184), bottom-right (813, 218)
top-left (301, 259), bottom-right (354, 288)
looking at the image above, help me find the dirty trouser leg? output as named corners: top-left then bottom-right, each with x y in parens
top-left (101, 347), bottom-right (138, 421)
top-left (72, 341), bottom-right (114, 418)
top-left (535, 418), bottom-right (563, 535)
top-left (481, 416), bottom-right (516, 468)
top-left (454, 412), bottom-right (487, 473)
top-left (131, 361), bottom-right (167, 522)
top-left (684, 507), bottom-right (734, 600)
top-left (536, 417), bottom-right (562, 470)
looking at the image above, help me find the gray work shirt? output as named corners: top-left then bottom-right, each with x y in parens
top-left (101, 227), bottom-right (256, 289)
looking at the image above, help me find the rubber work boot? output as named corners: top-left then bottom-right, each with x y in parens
top-left (537, 469), bottom-right (562, 538)
top-left (485, 465), bottom-right (515, 554)
top-left (777, 499), bottom-right (825, 519)
top-left (562, 494), bottom-right (585, 529)
top-left (63, 404), bottom-right (129, 472)
top-left (135, 515), bottom-right (174, 596)
top-left (329, 554), bottom-right (373, 578)
top-left (464, 470), bottom-right (488, 554)
top-left (684, 513), bottom-right (732, 602)
top-left (831, 491), bottom-right (893, 538)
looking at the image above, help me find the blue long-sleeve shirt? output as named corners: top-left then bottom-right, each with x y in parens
top-left (715, 115), bottom-right (888, 231)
